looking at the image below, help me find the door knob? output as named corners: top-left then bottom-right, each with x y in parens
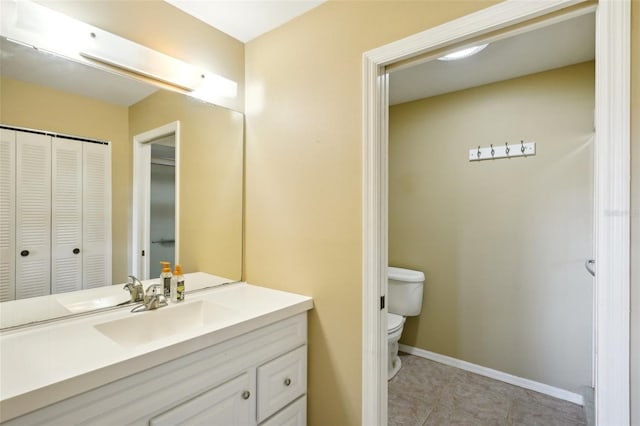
top-left (241, 390), bottom-right (250, 400)
top-left (20, 250), bottom-right (29, 257)
top-left (284, 378), bottom-right (292, 386)
top-left (73, 248), bottom-right (80, 254)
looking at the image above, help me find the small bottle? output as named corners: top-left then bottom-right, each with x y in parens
top-left (170, 274), bottom-right (178, 303)
top-left (160, 261), bottom-right (172, 298)
top-left (174, 265), bottom-right (185, 302)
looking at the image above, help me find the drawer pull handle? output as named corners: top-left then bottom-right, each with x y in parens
top-left (20, 250), bottom-right (29, 257)
top-left (241, 390), bottom-right (251, 400)
top-left (284, 378), bottom-right (292, 386)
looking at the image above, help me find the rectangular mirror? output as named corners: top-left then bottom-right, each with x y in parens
top-left (0, 36), bottom-right (243, 328)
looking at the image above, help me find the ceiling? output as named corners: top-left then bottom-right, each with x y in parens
top-left (389, 12), bottom-right (595, 105)
top-left (164, 0), bottom-right (327, 43)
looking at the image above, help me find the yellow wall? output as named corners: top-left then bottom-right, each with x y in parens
top-left (244, 1), bottom-right (500, 424)
top-left (0, 76), bottom-right (130, 283)
top-left (389, 62), bottom-right (594, 392)
top-left (37, 0), bottom-right (245, 112)
top-left (129, 90), bottom-right (243, 280)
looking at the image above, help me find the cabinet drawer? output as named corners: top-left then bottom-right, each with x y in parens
top-left (257, 345), bottom-right (307, 422)
top-left (260, 395), bottom-right (306, 426)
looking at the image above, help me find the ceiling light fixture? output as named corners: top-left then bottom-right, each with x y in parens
top-left (437, 44), bottom-right (489, 61)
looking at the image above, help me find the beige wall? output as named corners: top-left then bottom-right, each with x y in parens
top-left (129, 90), bottom-right (243, 280)
top-left (389, 62), bottom-right (594, 392)
top-left (245, 1), bottom-right (500, 424)
top-left (37, 0), bottom-right (245, 112)
top-left (0, 76), bottom-right (130, 283)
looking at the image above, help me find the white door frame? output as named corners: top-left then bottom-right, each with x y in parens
top-left (362, 1), bottom-right (630, 425)
top-left (132, 121), bottom-right (181, 279)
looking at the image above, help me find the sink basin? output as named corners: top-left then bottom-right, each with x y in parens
top-left (94, 301), bottom-right (241, 347)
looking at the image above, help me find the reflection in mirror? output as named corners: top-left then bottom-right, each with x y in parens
top-left (0, 37), bottom-right (244, 328)
top-left (149, 140), bottom-right (177, 280)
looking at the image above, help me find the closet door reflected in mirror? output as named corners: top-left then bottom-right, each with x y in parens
top-left (0, 127), bottom-right (111, 301)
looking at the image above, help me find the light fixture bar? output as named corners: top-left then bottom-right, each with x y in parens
top-left (1, 0), bottom-right (238, 101)
top-left (79, 51), bottom-right (199, 92)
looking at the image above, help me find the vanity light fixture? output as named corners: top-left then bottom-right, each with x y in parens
top-left (1, 0), bottom-right (238, 101)
top-left (437, 43), bottom-right (489, 61)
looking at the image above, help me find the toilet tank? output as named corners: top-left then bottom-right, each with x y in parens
top-left (388, 267), bottom-right (425, 316)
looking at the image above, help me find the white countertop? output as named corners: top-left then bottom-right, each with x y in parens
top-left (0, 278), bottom-right (313, 422)
top-left (0, 272), bottom-right (234, 329)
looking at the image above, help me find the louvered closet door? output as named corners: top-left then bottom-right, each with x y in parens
top-left (0, 129), bottom-right (16, 302)
top-left (51, 138), bottom-right (83, 294)
top-left (16, 132), bottom-right (51, 299)
top-left (83, 142), bottom-right (111, 289)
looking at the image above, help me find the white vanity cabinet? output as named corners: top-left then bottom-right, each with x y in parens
top-left (3, 313), bottom-right (308, 426)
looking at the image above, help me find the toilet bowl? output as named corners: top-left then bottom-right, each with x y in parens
top-left (387, 313), bottom-right (405, 379)
top-left (387, 267), bottom-right (425, 380)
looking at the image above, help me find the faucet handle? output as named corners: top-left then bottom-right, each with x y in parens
top-left (156, 294), bottom-right (168, 308)
top-left (146, 283), bottom-right (162, 295)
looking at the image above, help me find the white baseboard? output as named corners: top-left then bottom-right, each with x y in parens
top-left (398, 344), bottom-right (584, 406)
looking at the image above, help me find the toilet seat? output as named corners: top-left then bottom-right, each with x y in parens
top-left (387, 313), bottom-right (404, 334)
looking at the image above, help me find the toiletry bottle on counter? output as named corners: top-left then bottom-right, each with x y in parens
top-left (160, 261), bottom-right (172, 298)
top-left (174, 264), bottom-right (185, 302)
top-left (170, 272), bottom-right (177, 303)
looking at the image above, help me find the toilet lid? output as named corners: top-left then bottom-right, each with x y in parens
top-left (387, 313), bottom-right (404, 333)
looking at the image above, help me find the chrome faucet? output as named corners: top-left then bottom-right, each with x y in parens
top-left (131, 283), bottom-right (168, 312)
top-left (123, 275), bottom-right (145, 303)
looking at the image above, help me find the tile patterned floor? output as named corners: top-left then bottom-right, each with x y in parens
top-left (389, 353), bottom-right (587, 426)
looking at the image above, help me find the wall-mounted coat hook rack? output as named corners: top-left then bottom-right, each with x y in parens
top-left (469, 140), bottom-right (535, 161)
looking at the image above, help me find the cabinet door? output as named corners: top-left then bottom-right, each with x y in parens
top-left (82, 142), bottom-right (110, 289)
top-left (259, 396), bottom-right (306, 426)
top-left (0, 129), bottom-right (16, 301)
top-left (51, 138), bottom-right (83, 294)
top-left (15, 132), bottom-right (51, 299)
top-left (149, 373), bottom-right (252, 426)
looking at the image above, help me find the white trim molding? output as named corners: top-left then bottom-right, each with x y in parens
top-left (362, 1), bottom-right (630, 425)
top-left (362, 51), bottom-right (389, 426)
top-left (399, 345), bottom-right (583, 406)
top-left (132, 121), bottom-right (181, 280)
top-left (593, 1), bottom-right (631, 424)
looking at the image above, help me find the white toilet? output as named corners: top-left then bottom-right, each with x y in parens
top-left (387, 266), bottom-right (425, 380)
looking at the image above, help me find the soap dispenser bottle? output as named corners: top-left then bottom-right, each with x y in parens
top-left (160, 261), bottom-right (172, 298)
top-left (173, 264), bottom-right (185, 302)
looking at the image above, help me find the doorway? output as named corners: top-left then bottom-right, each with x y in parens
top-left (132, 121), bottom-right (180, 280)
top-left (149, 138), bottom-right (176, 279)
top-left (362, 2), bottom-right (630, 426)
top-left (387, 12), bottom-right (595, 422)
